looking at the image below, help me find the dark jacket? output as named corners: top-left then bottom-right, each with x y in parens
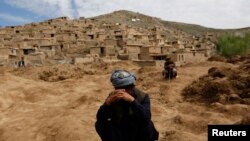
top-left (96, 88), bottom-right (159, 141)
top-left (164, 60), bottom-right (175, 70)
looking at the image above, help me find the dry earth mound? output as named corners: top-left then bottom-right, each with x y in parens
top-left (182, 56), bottom-right (250, 105)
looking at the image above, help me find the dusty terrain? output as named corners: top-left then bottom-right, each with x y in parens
top-left (0, 59), bottom-right (249, 141)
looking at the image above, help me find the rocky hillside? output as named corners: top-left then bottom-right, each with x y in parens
top-left (91, 10), bottom-right (250, 36)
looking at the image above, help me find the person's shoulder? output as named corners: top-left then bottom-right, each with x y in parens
top-left (134, 88), bottom-right (148, 95)
top-left (133, 88), bottom-right (149, 101)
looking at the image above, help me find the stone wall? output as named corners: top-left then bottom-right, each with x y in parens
top-left (73, 57), bottom-right (94, 64)
top-left (133, 60), bottom-right (156, 67)
top-left (90, 47), bottom-right (101, 55)
top-left (149, 46), bottom-right (161, 54)
top-left (184, 51), bottom-right (208, 63)
top-left (125, 45), bottom-right (141, 53)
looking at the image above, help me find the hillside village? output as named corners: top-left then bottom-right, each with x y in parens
top-left (0, 10), bottom-right (217, 67)
top-left (0, 10), bottom-right (250, 141)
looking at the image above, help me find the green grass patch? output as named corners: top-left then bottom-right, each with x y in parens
top-left (216, 33), bottom-right (250, 57)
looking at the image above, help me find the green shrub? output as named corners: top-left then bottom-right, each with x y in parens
top-left (216, 33), bottom-right (250, 57)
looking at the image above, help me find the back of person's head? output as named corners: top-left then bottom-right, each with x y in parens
top-left (110, 69), bottom-right (136, 89)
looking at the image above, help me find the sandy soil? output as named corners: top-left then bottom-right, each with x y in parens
top-left (0, 60), bottom-right (249, 141)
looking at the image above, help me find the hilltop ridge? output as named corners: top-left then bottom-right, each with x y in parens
top-left (90, 10), bottom-right (250, 35)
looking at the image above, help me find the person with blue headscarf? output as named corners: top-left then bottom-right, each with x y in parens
top-left (95, 69), bottom-right (159, 141)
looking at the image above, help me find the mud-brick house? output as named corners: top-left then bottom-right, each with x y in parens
top-left (184, 43), bottom-right (195, 52)
top-left (25, 52), bottom-right (45, 66)
top-left (138, 46), bottom-right (155, 59)
top-left (161, 45), bottom-right (177, 54)
top-left (16, 42), bottom-right (36, 57)
top-left (73, 55), bottom-right (95, 64)
top-left (113, 29), bottom-right (125, 47)
top-left (0, 29), bottom-right (7, 35)
top-left (192, 35), bottom-right (202, 42)
top-left (148, 46), bottom-right (161, 54)
top-left (114, 29), bottom-right (123, 38)
top-left (1, 26), bottom-right (15, 35)
top-left (170, 39), bottom-right (185, 49)
top-left (41, 28), bottom-right (56, 38)
top-left (124, 43), bottom-right (143, 60)
top-left (182, 38), bottom-right (192, 45)
top-left (90, 46), bottom-right (116, 57)
top-left (124, 43), bottom-right (142, 54)
top-left (9, 48), bottom-right (19, 57)
top-left (103, 46), bottom-right (116, 57)
top-left (17, 45), bottom-right (47, 66)
top-left (126, 28), bottom-right (144, 42)
top-left (55, 33), bottom-right (70, 42)
top-left (139, 46), bottom-right (151, 60)
top-left (142, 44), bottom-right (165, 57)
top-left (104, 38), bottom-right (117, 47)
top-left (39, 45), bottom-right (61, 58)
top-left (155, 34), bottom-right (166, 46)
top-left (72, 19), bottom-right (85, 27)
top-left (2, 35), bottom-right (12, 43)
top-left (20, 47), bottom-right (36, 56)
top-left (23, 38), bottom-right (56, 47)
top-left (0, 47), bottom-right (9, 65)
top-left (139, 33), bottom-right (150, 45)
top-left (90, 47), bottom-right (102, 56)
top-left (138, 46), bottom-right (166, 61)
top-left (149, 51), bottom-right (167, 61)
top-left (86, 31), bottom-right (97, 40)
top-left (96, 31), bottom-right (107, 41)
top-left (47, 16), bottom-right (69, 24)
top-left (183, 50), bottom-right (208, 64)
top-left (205, 41), bottom-right (216, 57)
top-left (0, 37), bottom-right (4, 43)
top-left (85, 40), bottom-right (98, 49)
top-left (171, 50), bottom-right (186, 66)
top-left (8, 48), bottom-right (20, 66)
top-left (205, 32), bottom-right (216, 41)
top-left (11, 36), bottom-right (25, 43)
top-left (149, 27), bottom-right (166, 43)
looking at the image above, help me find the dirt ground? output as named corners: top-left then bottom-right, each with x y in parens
top-left (0, 60), bottom-right (249, 141)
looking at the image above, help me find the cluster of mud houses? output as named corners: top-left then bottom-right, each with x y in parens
top-left (0, 16), bottom-right (216, 67)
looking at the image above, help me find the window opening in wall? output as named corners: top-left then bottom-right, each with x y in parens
top-left (196, 44), bottom-right (201, 48)
top-left (88, 35), bottom-right (94, 39)
top-left (23, 49), bottom-right (35, 55)
top-left (101, 47), bottom-right (105, 54)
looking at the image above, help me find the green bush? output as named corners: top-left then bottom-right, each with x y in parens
top-left (216, 33), bottom-right (250, 57)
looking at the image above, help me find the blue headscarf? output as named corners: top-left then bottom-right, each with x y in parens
top-left (110, 69), bottom-right (136, 88)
